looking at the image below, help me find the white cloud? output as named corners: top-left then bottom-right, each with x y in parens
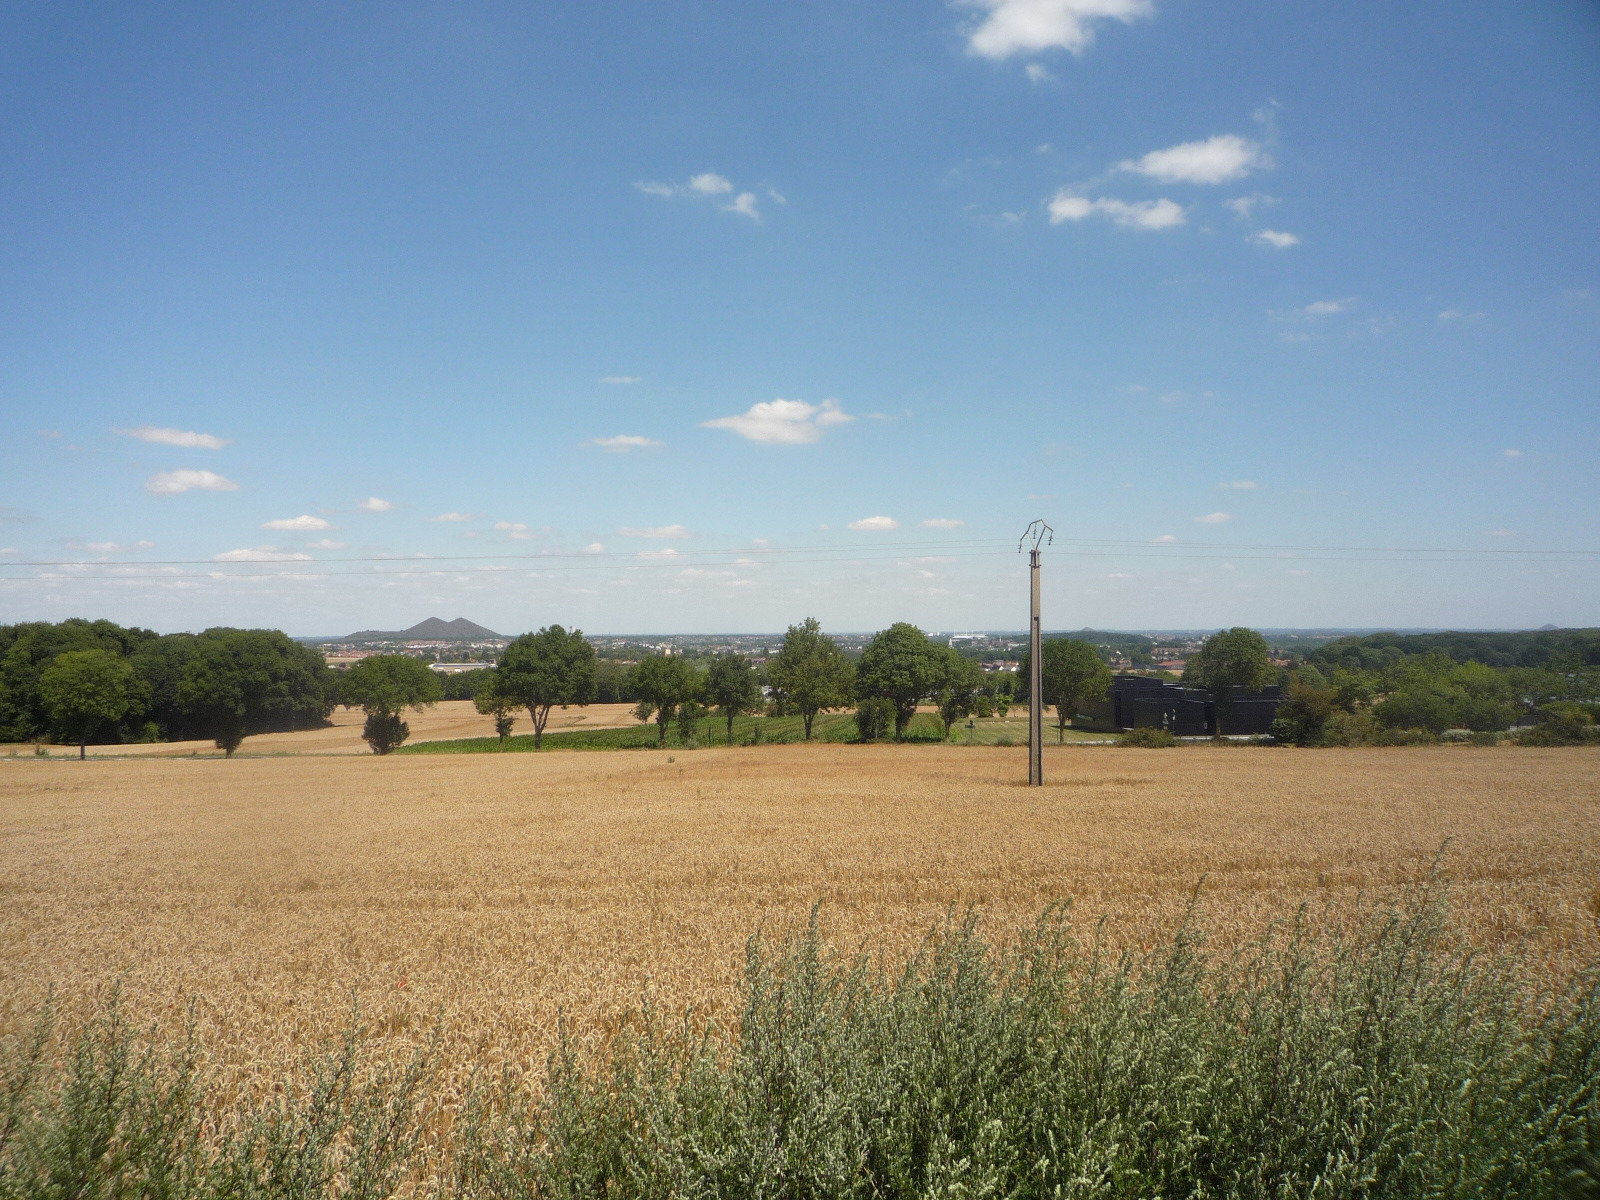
top-left (637, 547), bottom-right (682, 559)
top-left (636, 173), bottom-right (768, 221)
top-left (261, 514), bottom-right (331, 531)
top-left (425, 512), bottom-right (476, 522)
top-left (214, 546), bottom-right (311, 562)
top-left (848, 515), bottom-right (900, 532)
top-left (1220, 480), bottom-right (1259, 490)
top-left (1438, 309), bottom-right (1485, 322)
top-left (1025, 63), bottom-right (1054, 83)
top-left (689, 173), bottom-right (733, 195)
top-left (586, 434), bottom-right (661, 452)
top-left (599, 376), bottom-right (642, 384)
top-left (680, 567), bottom-right (735, 579)
top-left (494, 521), bottom-right (532, 541)
top-left (0, 548), bottom-right (14, 555)
top-left (120, 426), bottom-right (230, 450)
top-left (1300, 298), bottom-right (1353, 317)
top-left (1195, 511), bottom-right (1232, 523)
top-left (619, 524), bottom-right (691, 539)
top-left (1252, 229), bottom-right (1299, 249)
top-left (1119, 135), bottom-right (1264, 185)
top-left (307, 539), bottom-right (347, 550)
top-left (584, 542), bottom-right (605, 554)
top-left (725, 192), bottom-right (761, 220)
top-left (1225, 193), bottom-right (1276, 218)
top-left (921, 518), bottom-right (965, 529)
top-left (962, 0), bottom-right (1153, 59)
top-left (702, 398), bottom-right (853, 444)
top-left (1504, 449), bottom-right (1522, 457)
top-left (356, 496), bottom-right (392, 512)
top-left (145, 469), bottom-right (238, 495)
top-left (1048, 192), bottom-right (1185, 230)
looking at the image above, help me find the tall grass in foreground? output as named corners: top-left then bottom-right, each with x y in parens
top-left (5, 883), bottom-right (1598, 1198)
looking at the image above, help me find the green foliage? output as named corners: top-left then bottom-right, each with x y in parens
top-left (705, 653), bottom-right (762, 743)
top-left (1040, 638), bottom-right (1113, 743)
top-left (37, 649), bottom-right (146, 757)
top-left (854, 697), bottom-right (895, 742)
top-left (497, 626), bottom-right (597, 748)
top-left (1268, 676), bottom-right (1336, 746)
top-left (0, 619), bottom-right (158, 742)
top-left (1185, 627), bottom-right (1274, 734)
top-left (766, 618), bottom-right (854, 740)
top-left (440, 668), bottom-right (494, 701)
top-left (1518, 704), bottom-right (1600, 747)
top-left (1310, 627), bottom-right (1600, 672)
top-left (629, 654), bottom-right (700, 747)
top-left (855, 623), bottom-right (945, 741)
top-left (472, 673), bottom-right (518, 746)
top-left (398, 712), bottom-right (859, 753)
top-left (341, 656), bottom-right (442, 754)
top-left (1121, 725), bottom-right (1179, 748)
top-left (933, 648), bottom-right (985, 739)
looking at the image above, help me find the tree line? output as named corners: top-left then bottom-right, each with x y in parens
top-left (0, 620), bottom-right (334, 757)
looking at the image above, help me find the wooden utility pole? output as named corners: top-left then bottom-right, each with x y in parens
top-left (1020, 520), bottom-right (1052, 787)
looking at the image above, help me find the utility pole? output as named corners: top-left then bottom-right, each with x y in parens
top-left (1020, 520), bottom-right (1053, 787)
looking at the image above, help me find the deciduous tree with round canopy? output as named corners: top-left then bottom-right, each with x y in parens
top-left (1040, 638), bottom-right (1112, 743)
top-left (341, 655), bottom-right (442, 754)
top-left (37, 649), bottom-right (146, 758)
top-left (855, 623), bottom-right (945, 741)
top-left (630, 653), bottom-right (699, 747)
top-left (497, 625), bottom-right (596, 749)
top-left (765, 618), bottom-right (854, 740)
top-left (1184, 626), bottom-right (1274, 734)
top-left (705, 652), bottom-right (762, 743)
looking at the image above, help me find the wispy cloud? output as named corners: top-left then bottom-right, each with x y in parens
top-left (1119, 135), bottom-right (1265, 185)
top-left (637, 547), bottom-right (682, 560)
top-left (635, 172), bottom-right (766, 221)
top-left (214, 546), bottom-right (311, 562)
top-left (961, 0), bottom-right (1153, 59)
top-left (1225, 193), bottom-right (1276, 219)
top-left (1252, 229), bottom-right (1299, 249)
top-left (307, 539), bottom-right (347, 550)
top-left (1504, 449), bottom-right (1522, 458)
top-left (702, 398), bottom-right (853, 445)
top-left (1152, 534), bottom-right (1177, 543)
top-left (585, 434), bottom-right (661, 453)
top-left (1194, 512), bottom-right (1232, 524)
top-left (1438, 309), bottom-right (1486, 322)
top-left (1485, 529), bottom-right (1516, 538)
top-left (145, 469), bottom-right (238, 495)
top-left (356, 496), bottom-right (393, 512)
top-left (599, 376), bottom-right (642, 384)
top-left (1024, 62), bottom-right (1053, 83)
top-left (425, 512), bottom-right (477, 523)
top-left (494, 521), bottom-right (532, 541)
top-left (68, 540), bottom-right (155, 553)
top-left (619, 524), bottom-right (691, 539)
top-left (848, 515), bottom-right (900, 532)
top-left (1048, 192), bottom-right (1185, 230)
top-left (921, 518), bottom-right (965, 529)
top-left (1220, 480), bottom-right (1259, 490)
top-left (120, 426), bottom-right (230, 450)
top-left (261, 515), bottom-right (331, 531)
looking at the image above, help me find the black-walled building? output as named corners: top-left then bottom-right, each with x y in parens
top-left (1077, 674), bottom-right (1282, 736)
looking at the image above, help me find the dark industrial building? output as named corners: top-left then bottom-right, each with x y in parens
top-left (1077, 674), bottom-right (1282, 736)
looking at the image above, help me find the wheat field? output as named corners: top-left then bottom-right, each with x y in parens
top-left (0, 744), bottom-right (1596, 1098)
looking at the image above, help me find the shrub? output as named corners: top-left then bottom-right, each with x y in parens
top-left (854, 697), bottom-right (895, 742)
top-left (1320, 710), bottom-right (1378, 746)
top-left (1518, 704), bottom-right (1600, 747)
top-left (1121, 725), bottom-right (1178, 748)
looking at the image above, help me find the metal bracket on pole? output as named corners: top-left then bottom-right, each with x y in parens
top-left (1019, 520), bottom-right (1053, 787)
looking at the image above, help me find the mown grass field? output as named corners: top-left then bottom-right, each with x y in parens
top-left (0, 743), bottom-right (1595, 1100)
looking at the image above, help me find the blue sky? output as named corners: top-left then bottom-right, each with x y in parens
top-left (1, 1), bottom-right (1597, 636)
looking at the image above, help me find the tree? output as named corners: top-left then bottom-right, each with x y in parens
top-left (174, 629), bottom-right (336, 756)
top-left (497, 625), bottom-right (597, 749)
top-left (1269, 676), bottom-right (1336, 746)
top-left (855, 623), bottom-right (945, 741)
top-left (341, 655), bottom-right (442, 754)
top-left (1040, 638), bottom-right (1113, 743)
top-left (1185, 627), bottom-right (1274, 734)
top-left (854, 697), bottom-right (894, 742)
top-left (473, 672), bottom-right (518, 747)
top-left (766, 618), bottom-right (855, 740)
top-left (934, 649), bottom-right (985, 740)
top-left (705, 653), bottom-right (761, 744)
top-left (991, 672), bottom-right (1014, 719)
top-left (37, 649), bottom-right (144, 758)
top-left (630, 654), bottom-right (698, 747)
